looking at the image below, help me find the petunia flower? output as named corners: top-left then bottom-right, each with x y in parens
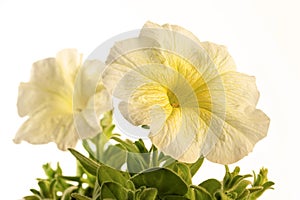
top-left (14, 49), bottom-right (112, 150)
top-left (102, 21), bottom-right (270, 164)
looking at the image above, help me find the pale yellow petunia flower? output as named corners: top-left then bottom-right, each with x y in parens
top-left (14, 49), bottom-right (112, 150)
top-left (102, 21), bottom-right (270, 164)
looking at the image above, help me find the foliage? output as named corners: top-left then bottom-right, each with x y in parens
top-left (23, 112), bottom-right (273, 200)
top-left (23, 138), bottom-right (273, 200)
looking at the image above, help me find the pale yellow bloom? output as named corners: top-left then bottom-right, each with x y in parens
top-left (14, 49), bottom-right (112, 150)
top-left (103, 21), bottom-right (270, 164)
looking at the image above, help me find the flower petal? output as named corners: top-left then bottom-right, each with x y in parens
top-left (103, 37), bottom-right (162, 95)
top-left (17, 82), bottom-right (72, 117)
top-left (206, 107), bottom-right (269, 164)
top-left (118, 83), bottom-right (170, 126)
top-left (111, 62), bottom-right (199, 120)
top-left (73, 59), bottom-right (106, 109)
top-left (14, 109), bottom-right (77, 150)
top-left (200, 42), bottom-right (236, 74)
top-left (20, 49), bottom-right (83, 117)
top-left (149, 107), bottom-right (204, 163)
top-left (202, 72), bottom-right (269, 164)
top-left (110, 62), bottom-right (173, 126)
top-left (93, 89), bottom-right (113, 116)
top-left (74, 89), bottom-right (112, 139)
top-left (29, 57), bottom-right (57, 84)
top-left (140, 21), bottom-right (201, 51)
top-left (140, 22), bottom-right (223, 85)
top-left (56, 48), bottom-right (82, 83)
top-left (29, 49), bottom-right (82, 94)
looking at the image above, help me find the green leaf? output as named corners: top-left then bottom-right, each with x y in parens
top-left (223, 166), bottom-right (231, 188)
top-left (56, 162), bottom-right (63, 176)
top-left (134, 139), bottom-right (149, 153)
top-left (38, 180), bottom-right (51, 198)
top-left (101, 111), bottom-right (113, 128)
top-left (42, 163), bottom-right (55, 178)
top-left (191, 185), bottom-right (213, 200)
top-left (59, 175), bottom-right (81, 182)
top-left (167, 162), bottom-right (192, 184)
top-left (223, 166), bottom-right (240, 190)
top-left (103, 124), bottom-right (115, 138)
top-left (30, 189), bottom-right (41, 196)
top-left (61, 186), bottom-right (78, 200)
top-left (248, 181), bottom-right (275, 199)
top-left (136, 188), bottom-right (158, 200)
top-left (111, 136), bottom-right (140, 153)
top-left (237, 189), bottom-right (250, 200)
top-left (162, 195), bottom-right (189, 200)
top-left (131, 167), bottom-right (188, 197)
top-left (111, 138), bottom-right (152, 174)
top-left (199, 179), bottom-right (221, 196)
top-left (229, 179), bottom-right (251, 197)
top-left (100, 182), bottom-right (128, 200)
top-left (228, 174), bottom-right (251, 189)
top-left (160, 156), bottom-right (176, 168)
top-left (215, 191), bottom-right (235, 200)
top-left (49, 179), bottom-right (57, 198)
top-left (150, 146), bottom-right (158, 167)
top-left (97, 165), bottom-right (134, 190)
top-left (71, 193), bottom-right (93, 200)
top-left (92, 178), bottom-right (101, 200)
top-left (185, 157), bottom-right (204, 177)
top-left (104, 144), bottom-right (124, 159)
top-left (127, 152), bottom-right (150, 173)
top-left (69, 148), bottom-right (100, 176)
top-left (101, 144), bottom-right (127, 170)
top-left (141, 125), bottom-right (150, 129)
top-left (82, 139), bottom-right (98, 160)
top-left (247, 167), bottom-right (274, 199)
top-left (23, 196), bottom-right (41, 200)
top-left (263, 181), bottom-right (275, 188)
top-left (253, 168), bottom-right (269, 187)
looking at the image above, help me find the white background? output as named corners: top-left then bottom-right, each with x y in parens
top-left (0, 0), bottom-right (299, 199)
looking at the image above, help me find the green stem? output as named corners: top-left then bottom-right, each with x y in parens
top-left (151, 145), bottom-right (158, 167)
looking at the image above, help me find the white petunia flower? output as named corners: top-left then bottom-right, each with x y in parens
top-left (14, 49), bottom-right (112, 150)
top-left (102, 21), bottom-right (270, 164)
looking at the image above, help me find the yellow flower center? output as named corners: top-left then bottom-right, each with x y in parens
top-left (167, 90), bottom-right (180, 108)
